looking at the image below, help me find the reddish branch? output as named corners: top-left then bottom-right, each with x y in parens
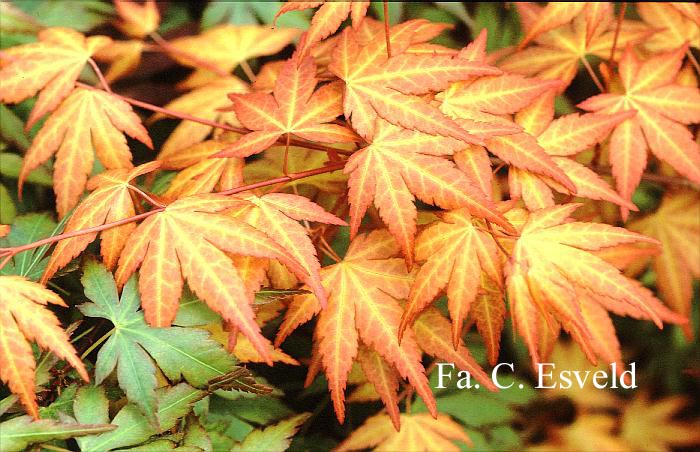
top-left (0, 162), bottom-right (347, 271)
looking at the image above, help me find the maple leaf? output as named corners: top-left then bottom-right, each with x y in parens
top-left (503, 89), bottom-right (637, 211)
top-left (337, 412), bottom-right (471, 452)
top-left (345, 119), bottom-right (514, 266)
top-left (159, 137), bottom-right (245, 198)
top-left (621, 392), bottom-right (700, 451)
top-left (168, 24), bottom-right (300, 86)
top-left (399, 208), bottom-right (504, 348)
top-left (113, 194), bottom-right (310, 363)
top-left (214, 56), bottom-right (359, 159)
top-left (0, 27), bottom-right (111, 128)
top-left (18, 87), bottom-right (153, 218)
top-left (226, 192), bottom-right (347, 307)
top-left (500, 5), bottom-right (652, 89)
top-left (328, 21), bottom-right (502, 141)
top-left (275, 1), bottom-right (370, 56)
top-left (151, 77), bottom-right (248, 155)
top-left (41, 162), bottom-right (161, 283)
top-left (0, 276), bottom-right (88, 419)
top-left (275, 230), bottom-right (437, 424)
top-left (530, 414), bottom-right (630, 452)
top-left (114, 0), bottom-right (160, 39)
top-left (628, 190), bottom-right (700, 338)
top-left (79, 260), bottom-right (235, 425)
top-left (518, 2), bottom-right (612, 49)
top-left (93, 40), bottom-right (145, 82)
top-left (505, 204), bottom-right (684, 370)
top-left (232, 413), bottom-right (311, 452)
top-left (637, 3), bottom-right (700, 53)
top-left (578, 45), bottom-right (700, 219)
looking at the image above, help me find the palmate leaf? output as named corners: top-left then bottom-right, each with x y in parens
top-left (73, 384), bottom-right (206, 452)
top-left (518, 2), bottom-right (612, 49)
top-left (399, 208), bottom-right (504, 348)
top-left (18, 87), bottom-right (153, 218)
top-left (337, 412), bottom-right (471, 452)
top-left (504, 204), bottom-right (686, 370)
top-left (42, 161), bottom-right (161, 283)
top-left (345, 119), bottom-right (514, 266)
top-left (0, 213), bottom-right (57, 280)
top-left (215, 56), bottom-right (358, 159)
top-left (0, 276), bottom-right (88, 418)
top-left (78, 260), bottom-right (236, 425)
top-left (231, 413), bottom-right (311, 452)
top-left (328, 20), bottom-right (501, 141)
top-left (0, 415), bottom-right (114, 452)
top-left (168, 24), bottom-right (300, 87)
top-left (637, 2), bottom-right (700, 53)
top-left (578, 45), bottom-right (700, 220)
top-left (629, 190), bottom-right (700, 338)
top-left (274, 1), bottom-right (370, 55)
top-left (114, 0), bottom-right (160, 39)
top-left (276, 230), bottom-right (437, 425)
top-left (0, 27), bottom-right (110, 128)
top-left (503, 88), bottom-right (637, 211)
top-left (113, 194), bottom-right (310, 363)
top-left (501, 4), bottom-right (652, 89)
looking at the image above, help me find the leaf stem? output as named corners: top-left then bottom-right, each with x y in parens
top-left (608, 2), bottom-right (627, 66)
top-left (580, 56), bottom-right (605, 92)
top-left (80, 328), bottom-right (114, 360)
top-left (383, 0), bottom-right (392, 58)
top-left (87, 58), bottom-right (112, 93)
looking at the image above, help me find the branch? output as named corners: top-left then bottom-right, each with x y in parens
top-left (74, 82), bottom-right (357, 156)
top-left (0, 162), bottom-right (347, 271)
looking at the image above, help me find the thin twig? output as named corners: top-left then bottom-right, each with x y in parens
top-left (87, 58), bottom-right (112, 93)
top-left (127, 185), bottom-right (166, 209)
top-left (580, 56), bottom-right (605, 92)
top-left (687, 49), bottom-right (700, 75)
top-left (383, 0), bottom-right (392, 58)
top-left (608, 2), bottom-right (627, 65)
top-left (240, 59), bottom-right (257, 83)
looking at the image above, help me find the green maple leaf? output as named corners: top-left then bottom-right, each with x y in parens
top-left (78, 260), bottom-right (236, 425)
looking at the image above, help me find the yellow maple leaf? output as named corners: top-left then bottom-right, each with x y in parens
top-left (0, 27), bottom-right (111, 128)
top-left (0, 276), bottom-right (88, 418)
top-left (19, 87), bottom-right (153, 218)
top-left (337, 412), bottom-right (471, 452)
top-left (628, 190), bottom-right (700, 338)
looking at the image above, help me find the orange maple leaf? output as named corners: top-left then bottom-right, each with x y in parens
top-left (275, 230), bottom-right (437, 424)
top-left (114, 194), bottom-right (312, 363)
top-left (275, 1), bottom-right (370, 56)
top-left (18, 87), bottom-right (153, 218)
top-left (114, 0), bottom-right (160, 39)
top-left (501, 4), bottom-right (652, 90)
top-left (503, 89), bottom-right (637, 211)
top-left (337, 412), bottom-right (471, 452)
top-left (215, 56), bottom-right (359, 159)
top-left (0, 27), bottom-right (110, 128)
top-left (637, 3), bottom-right (700, 53)
top-left (629, 190), bottom-right (700, 338)
top-left (93, 40), bottom-right (146, 82)
top-left (0, 276), bottom-right (88, 418)
top-left (151, 77), bottom-right (248, 155)
top-left (41, 162), bottom-right (161, 283)
top-left (345, 119), bottom-right (514, 266)
top-left (159, 137), bottom-right (245, 198)
top-left (505, 204), bottom-right (685, 371)
top-left (578, 45), bottom-right (700, 220)
top-left (328, 21), bottom-right (501, 141)
top-left (399, 208), bottom-right (504, 348)
top-left (518, 2), bottom-right (613, 49)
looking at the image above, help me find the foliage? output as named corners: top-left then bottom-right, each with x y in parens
top-left (0, 1), bottom-right (699, 451)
